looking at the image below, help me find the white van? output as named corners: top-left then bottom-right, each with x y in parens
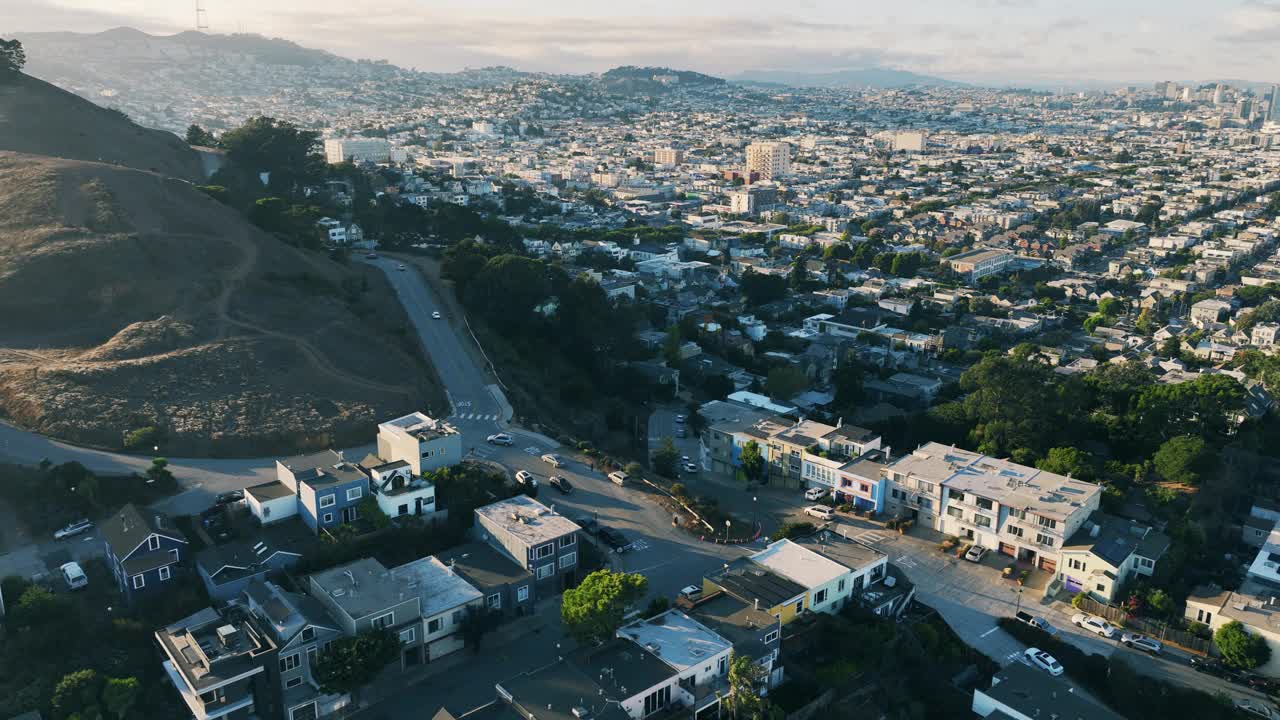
top-left (608, 470), bottom-right (628, 486)
top-left (61, 561), bottom-right (88, 590)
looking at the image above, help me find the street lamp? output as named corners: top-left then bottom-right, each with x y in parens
top-left (724, 519), bottom-right (732, 544)
top-left (753, 496), bottom-right (758, 529)
top-left (1011, 586), bottom-right (1024, 615)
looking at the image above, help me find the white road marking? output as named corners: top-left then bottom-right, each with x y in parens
top-left (524, 446), bottom-right (541, 455)
top-left (980, 627), bottom-right (999, 638)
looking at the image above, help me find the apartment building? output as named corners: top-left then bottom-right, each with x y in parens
top-left (323, 137), bottom-right (391, 164)
top-left (653, 147), bottom-right (685, 166)
top-left (474, 495), bottom-right (582, 591)
top-left (745, 141), bottom-right (791, 180)
top-left (944, 248), bottom-right (1015, 283)
top-left (885, 443), bottom-right (1102, 574)
top-left (157, 605), bottom-right (277, 720)
top-left (307, 558), bottom-right (427, 669)
top-left (375, 412), bottom-right (462, 476)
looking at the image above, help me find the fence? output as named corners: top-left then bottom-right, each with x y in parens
top-left (1074, 594), bottom-right (1212, 655)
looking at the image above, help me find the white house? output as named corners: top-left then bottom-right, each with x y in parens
top-left (376, 412), bottom-right (462, 476)
top-left (390, 556), bottom-right (483, 661)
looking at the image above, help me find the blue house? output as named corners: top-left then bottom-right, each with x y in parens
top-left (101, 503), bottom-right (188, 602)
top-left (247, 450), bottom-right (371, 535)
top-left (195, 529), bottom-right (305, 602)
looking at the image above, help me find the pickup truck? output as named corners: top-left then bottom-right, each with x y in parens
top-left (1015, 611), bottom-right (1060, 636)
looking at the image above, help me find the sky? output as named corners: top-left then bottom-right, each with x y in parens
top-left (6, 0), bottom-right (1280, 86)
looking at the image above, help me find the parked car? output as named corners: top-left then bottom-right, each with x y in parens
top-left (680, 585), bottom-right (703, 602)
top-left (54, 519), bottom-right (93, 540)
top-left (1015, 611), bottom-right (1059, 636)
top-left (804, 505), bottom-right (835, 521)
top-left (682, 462), bottom-right (699, 474)
top-left (60, 561), bottom-right (88, 590)
top-left (804, 487), bottom-right (829, 501)
top-left (608, 470), bottom-right (628, 486)
top-left (1245, 675), bottom-right (1280, 693)
top-left (1120, 632), bottom-right (1162, 655)
top-left (676, 428), bottom-right (687, 438)
top-left (214, 490), bottom-right (244, 506)
top-left (1024, 647), bottom-right (1064, 676)
top-left (364, 252), bottom-right (378, 259)
top-left (515, 470), bottom-right (537, 487)
top-left (1234, 699), bottom-right (1280, 719)
top-left (1071, 613), bottom-right (1118, 639)
top-left (541, 453), bottom-right (566, 468)
top-left (487, 433), bottom-right (514, 446)
top-left (548, 476), bottom-right (573, 494)
top-left (674, 415), bottom-right (686, 424)
top-left (397, 263), bottom-right (407, 271)
top-left (575, 516), bottom-right (599, 535)
top-left (1190, 656), bottom-right (1230, 678)
top-left (432, 311), bottom-right (442, 319)
top-left (598, 527), bottom-right (628, 552)
top-left (964, 545), bottom-right (989, 562)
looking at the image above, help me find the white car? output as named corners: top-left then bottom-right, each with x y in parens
top-left (804, 487), bottom-right (828, 501)
top-left (674, 414), bottom-right (686, 424)
top-left (397, 263), bottom-right (407, 271)
top-left (679, 585), bottom-right (703, 601)
top-left (682, 462), bottom-right (699, 474)
top-left (804, 505), bottom-right (835, 521)
top-left (61, 561), bottom-right (88, 590)
top-left (964, 545), bottom-right (989, 562)
top-left (1024, 648), bottom-right (1063, 676)
top-left (541, 453), bottom-right (565, 468)
top-left (1236, 700), bottom-right (1280, 719)
top-left (515, 470), bottom-right (537, 487)
top-left (431, 311), bottom-right (441, 319)
top-left (487, 433), bottom-right (514, 446)
top-left (1071, 613), bottom-right (1118, 639)
top-left (54, 518), bottom-right (93, 540)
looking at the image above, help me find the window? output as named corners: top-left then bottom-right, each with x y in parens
top-left (1068, 558), bottom-right (1085, 571)
top-left (559, 552), bottom-right (577, 569)
top-left (1007, 525), bottom-right (1024, 538)
top-left (1139, 557), bottom-right (1155, 569)
top-left (147, 535), bottom-right (160, 551)
top-left (306, 646), bottom-right (318, 668)
top-left (452, 610), bottom-right (465, 625)
top-left (976, 498), bottom-right (993, 511)
top-left (793, 600), bottom-right (804, 614)
top-left (428, 618), bottom-right (442, 634)
top-left (517, 585), bottom-right (530, 602)
top-left (132, 574), bottom-right (145, 589)
top-left (201, 688), bottom-right (226, 705)
top-left (918, 481), bottom-right (935, 495)
top-left (1036, 533), bottom-right (1053, 547)
top-left (401, 627), bottom-right (417, 643)
top-left (169, 548), bottom-right (180, 563)
top-left (763, 630), bottom-right (779, 644)
top-left (860, 483), bottom-right (871, 494)
top-left (948, 488), bottom-right (965, 502)
top-left (286, 677), bottom-right (303, 689)
top-left (372, 612), bottom-right (394, 630)
top-left (947, 506), bottom-right (963, 519)
top-left (302, 627), bottom-right (315, 642)
top-left (813, 589), bottom-right (828, 605)
top-left (319, 494), bottom-right (336, 508)
top-left (280, 653), bottom-right (301, 672)
top-left (838, 579), bottom-right (846, 592)
top-left (642, 686), bottom-right (672, 716)
top-left (487, 593), bottom-right (502, 609)
top-left (1008, 508), bottom-right (1026, 520)
top-left (918, 498), bottom-right (933, 510)
top-left (534, 543), bottom-right (555, 559)
top-left (974, 515), bottom-right (992, 528)
top-left (1197, 609), bottom-right (1213, 623)
top-left (322, 513), bottom-right (334, 524)
top-left (536, 564), bottom-right (554, 580)
top-left (1096, 583), bottom-right (1106, 592)
top-left (1036, 515), bottom-right (1057, 529)
top-left (346, 487), bottom-right (362, 502)
top-left (559, 535), bottom-right (576, 548)
top-left (159, 566), bottom-right (171, 581)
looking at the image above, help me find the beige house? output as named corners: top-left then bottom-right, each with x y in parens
top-left (1185, 583), bottom-right (1280, 678)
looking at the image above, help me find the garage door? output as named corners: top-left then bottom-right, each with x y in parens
top-left (1065, 576), bottom-right (1083, 593)
top-left (428, 633), bottom-right (466, 661)
top-left (1038, 557), bottom-right (1057, 573)
top-left (998, 542), bottom-right (1017, 557)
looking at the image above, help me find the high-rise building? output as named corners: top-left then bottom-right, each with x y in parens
top-left (653, 147), bottom-right (685, 166)
top-left (1268, 85), bottom-right (1280, 122)
top-left (745, 141), bottom-right (792, 180)
top-left (892, 131), bottom-right (927, 153)
top-left (323, 137), bottom-right (391, 164)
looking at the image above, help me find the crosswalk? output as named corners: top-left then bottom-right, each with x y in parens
top-left (853, 530), bottom-right (889, 545)
top-left (450, 413), bottom-right (500, 422)
top-left (523, 446), bottom-right (542, 456)
top-left (895, 554), bottom-right (919, 569)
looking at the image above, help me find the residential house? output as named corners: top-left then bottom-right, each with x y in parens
top-left (375, 412), bottom-right (462, 476)
top-left (973, 661), bottom-right (1124, 720)
top-left (614, 610), bottom-right (735, 715)
top-left (1189, 298), bottom-right (1232, 327)
top-left (703, 558), bottom-right (809, 626)
top-left (306, 558), bottom-right (427, 669)
top-left (274, 450), bottom-right (370, 534)
top-left (359, 455), bottom-right (437, 520)
top-left (436, 541), bottom-right (536, 618)
top-left (156, 605), bottom-right (277, 720)
top-left (242, 581), bottom-right (348, 720)
top-left (497, 641), bottom-right (686, 720)
top-left (474, 495), bottom-right (582, 592)
top-left (798, 523), bottom-right (913, 617)
top-left (1185, 583), bottom-right (1280, 678)
top-left (686, 592), bottom-right (785, 688)
top-left (390, 556), bottom-right (484, 661)
top-left (196, 531), bottom-right (305, 603)
top-left (102, 503), bottom-right (189, 602)
top-left (1253, 322), bottom-right (1280, 347)
top-left (1058, 512), bottom-right (1170, 602)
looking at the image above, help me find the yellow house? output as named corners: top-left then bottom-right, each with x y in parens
top-left (703, 558), bottom-right (809, 625)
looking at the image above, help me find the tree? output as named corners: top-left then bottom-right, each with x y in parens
top-left (723, 654), bottom-right (768, 720)
top-left (1215, 621), bottom-right (1271, 670)
top-left (101, 677), bottom-right (141, 719)
top-left (652, 437), bottom-right (680, 478)
top-left (51, 669), bottom-right (103, 720)
top-left (459, 606), bottom-right (500, 653)
top-left (146, 457), bottom-right (176, 490)
top-left (765, 366), bottom-right (807, 401)
top-left (739, 440), bottom-right (765, 484)
top-left (0, 38), bottom-right (25, 77)
top-left (833, 362), bottom-right (863, 410)
top-left (13, 583), bottom-right (67, 628)
top-left (561, 570), bottom-right (648, 644)
top-left (1152, 435), bottom-right (1214, 485)
top-left (184, 124), bottom-right (218, 147)
top-left (314, 629), bottom-right (403, 695)
top-left (357, 496), bottom-right (390, 530)
top-left (663, 325), bottom-right (683, 367)
top-left (219, 116), bottom-right (322, 193)
top-left (1036, 447), bottom-right (1095, 481)
top-left (1159, 335), bottom-right (1182, 358)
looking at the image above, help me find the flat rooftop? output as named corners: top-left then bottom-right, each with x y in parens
top-left (751, 539), bottom-right (851, 589)
top-left (475, 495), bottom-right (581, 547)
top-left (793, 526), bottom-right (887, 572)
top-left (712, 557), bottom-right (806, 608)
top-left (380, 411), bottom-right (459, 441)
top-left (617, 610), bottom-right (732, 673)
top-left (391, 556), bottom-right (483, 619)
top-left (309, 557), bottom-right (417, 621)
top-left (156, 606), bottom-right (273, 692)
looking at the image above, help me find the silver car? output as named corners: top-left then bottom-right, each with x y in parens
top-left (54, 519), bottom-right (93, 540)
top-left (1120, 632), bottom-right (1162, 655)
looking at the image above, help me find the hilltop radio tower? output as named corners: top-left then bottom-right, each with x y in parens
top-left (195, 0), bottom-right (209, 31)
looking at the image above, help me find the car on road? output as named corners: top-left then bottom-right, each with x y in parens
top-left (515, 470), bottom-right (537, 487)
top-left (676, 428), bottom-right (687, 438)
top-left (680, 585), bottom-right (703, 602)
top-left (1024, 647), bottom-right (1064, 676)
top-left (1190, 656), bottom-right (1230, 678)
top-left (54, 519), bottom-right (93, 540)
top-left (432, 311), bottom-right (441, 319)
top-left (1015, 611), bottom-right (1059, 636)
top-left (397, 264), bottom-right (407, 271)
top-left (1071, 613), bottom-right (1118, 639)
top-left (1235, 699), bottom-right (1280, 719)
top-left (1245, 675), bottom-right (1280, 693)
top-left (548, 476), bottom-right (573, 494)
top-left (608, 470), bottom-right (628, 486)
top-left (365, 252), bottom-right (378, 259)
top-left (964, 545), bottom-right (989, 562)
top-left (487, 433), bottom-right (514, 446)
top-left (682, 462), bottom-right (698, 474)
top-left (598, 527), bottom-right (628, 552)
top-left (541, 453), bottom-right (566, 468)
top-left (804, 487), bottom-right (829, 501)
top-left (804, 505), bottom-right (835, 521)
top-left (60, 561), bottom-right (89, 590)
top-left (675, 415), bottom-right (685, 424)
top-left (214, 490), bottom-right (244, 506)
top-left (574, 516), bottom-right (599, 535)
top-left (1120, 632), bottom-right (1162, 655)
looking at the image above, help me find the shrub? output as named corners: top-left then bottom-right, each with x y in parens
top-left (122, 426), bottom-right (160, 451)
top-left (771, 521), bottom-right (816, 541)
top-left (1070, 590), bottom-right (1089, 609)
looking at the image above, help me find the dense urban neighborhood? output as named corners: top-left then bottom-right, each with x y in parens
top-left (4, 25), bottom-right (1280, 720)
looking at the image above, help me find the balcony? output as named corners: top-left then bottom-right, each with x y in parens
top-left (163, 661), bottom-right (257, 720)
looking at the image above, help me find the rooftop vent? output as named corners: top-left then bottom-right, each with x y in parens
top-left (215, 624), bottom-right (240, 648)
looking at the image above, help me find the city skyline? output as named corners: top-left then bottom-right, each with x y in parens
top-left (6, 0), bottom-right (1280, 87)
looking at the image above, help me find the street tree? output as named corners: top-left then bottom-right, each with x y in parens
top-left (314, 629), bottom-right (402, 695)
top-left (1215, 621), bottom-right (1271, 670)
top-left (652, 437), bottom-right (680, 478)
top-left (739, 440), bottom-right (764, 485)
top-left (561, 570), bottom-right (648, 644)
top-left (723, 654), bottom-right (768, 720)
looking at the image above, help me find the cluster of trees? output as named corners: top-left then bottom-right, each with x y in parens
top-left (0, 461), bottom-right (175, 535)
top-left (560, 570), bottom-right (648, 644)
top-left (0, 37), bottom-right (25, 78)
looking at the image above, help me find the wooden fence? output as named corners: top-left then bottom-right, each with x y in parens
top-left (1074, 595), bottom-right (1212, 655)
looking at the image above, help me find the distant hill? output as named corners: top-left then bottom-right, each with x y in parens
top-left (598, 66), bottom-right (726, 93)
top-left (733, 67), bottom-right (965, 89)
top-left (0, 72), bottom-right (203, 180)
top-left (0, 74), bottom-right (441, 455)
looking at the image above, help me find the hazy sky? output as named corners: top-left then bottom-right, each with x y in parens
top-left (8, 0), bottom-right (1280, 85)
